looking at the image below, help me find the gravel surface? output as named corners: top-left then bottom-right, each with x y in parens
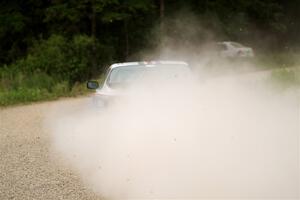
top-left (0, 99), bottom-right (101, 200)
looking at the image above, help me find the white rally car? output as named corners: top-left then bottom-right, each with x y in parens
top-left (87, 61), bottom-right (192, 107)
top-left (216, 41), bottom-right (254, 58)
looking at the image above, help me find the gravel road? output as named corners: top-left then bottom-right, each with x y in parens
top-left (0, 98), bottom-right (101, 200)
top-left (0, 69), bottom-right (298, 200)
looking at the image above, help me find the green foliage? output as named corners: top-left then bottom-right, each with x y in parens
top-left (0, 33), bottom-right (102, 106)
top-left (0, 0), bottom-right (298, 68)
top-left (0, 67), bottom-right (89, 106)
top-left (0, 88), bottom-right (52, 106)
top-left (270, 68), bottom-right (300, 89)
top-left (16, 34), bottom-right (113, 82)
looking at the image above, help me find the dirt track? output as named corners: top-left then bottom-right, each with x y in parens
top-left (0, 99), bottom-right (101, 200)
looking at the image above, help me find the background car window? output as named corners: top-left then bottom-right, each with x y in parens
top-left (230, 42), bottom-right (244, 48)
top-left (217, 44), bottom-right (227, 51)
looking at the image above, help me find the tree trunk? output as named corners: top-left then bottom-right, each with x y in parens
top-left (91, 0), bottom-right (97, 73)
top-left (124, 20), bottom-right (129, 61)
top-left (160, 0), bottom-right (164, 34)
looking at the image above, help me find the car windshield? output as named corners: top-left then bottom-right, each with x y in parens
top-left (107, 64), bottom-right (191, 88)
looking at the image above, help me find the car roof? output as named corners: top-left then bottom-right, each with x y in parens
top-left (110, 61), bottom-right (188, 69)
top-left (218, 41), bottom-right (245, 46)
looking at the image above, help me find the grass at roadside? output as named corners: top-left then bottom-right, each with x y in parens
top-left (269, 67), bottom-right (300, 89)
top-left (254, 51), bottom-right (300, 69)
top-left (0, 81), bottom-right (91, 107)
top-left (0, 67), bottom-right (106, 107)
top-left (251, 52), bottom-right (300, 89)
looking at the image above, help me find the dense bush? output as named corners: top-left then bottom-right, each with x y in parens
top-left (0, 34), bottom-right (113, 106)
top-left (19, 34), bottom-right (113, 83)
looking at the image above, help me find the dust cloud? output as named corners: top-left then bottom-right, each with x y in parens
top-left (46, 14), bottom-right (300, 198)
top-left (46, 61), bottom-right (299, 199)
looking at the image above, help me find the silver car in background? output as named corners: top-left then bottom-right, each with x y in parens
top-left (216, 41), bottom-right (254, 58)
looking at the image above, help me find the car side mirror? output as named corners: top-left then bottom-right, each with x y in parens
top-left (87, 81), bottom-right (99, 89)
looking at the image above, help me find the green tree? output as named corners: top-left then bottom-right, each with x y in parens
top-left (0, 0), bottom-right (49, 66)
